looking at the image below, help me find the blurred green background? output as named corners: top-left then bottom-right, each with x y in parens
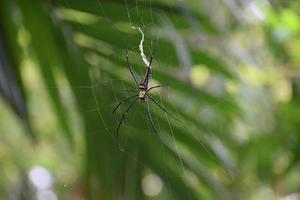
top-left (1, 0), bottom-right (300, 199)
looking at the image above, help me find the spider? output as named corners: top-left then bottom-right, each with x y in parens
top-left (112, 48), bottom-right (177, 149)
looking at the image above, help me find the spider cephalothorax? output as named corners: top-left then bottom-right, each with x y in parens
top-left (138, 85), bottom-right (147, 101)
top-left (112, 48), bottom-right (177, 150)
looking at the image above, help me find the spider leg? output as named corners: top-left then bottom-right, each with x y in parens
top-left (126, 47), bottom-right (139, 87)
top-left (147, 56), bottom-right (153, 77)
top-left (146, 100), bottom-right (159, 136)
top-left (145, 85), bottom-right (161, 94)
top-left (148, 95), bottom-right (182, 123)
top-left (113, 94), bottom-right (138, 122)
top-left (148, 56), bottom-right (153, 68)
top-left (116, 98), bottom-right (138, 150)
top-left (140, 56), bottom-right (154, 87)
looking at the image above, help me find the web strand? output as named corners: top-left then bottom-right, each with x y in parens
top-left (132, 26), bottom-right (151, 68)
top-left (158, 96), bottom-right (188, 180)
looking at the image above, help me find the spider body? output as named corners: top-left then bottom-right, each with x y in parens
top-left (138, 85), bottom-right (148, 101)
top-left (138, 90), bottom-right (147, 101)
top-left (112, 48), bottom-right (177, 150)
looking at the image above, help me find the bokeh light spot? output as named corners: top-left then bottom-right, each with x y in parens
top-left (141, 173), bottom-right (163, 196)
top-left (37, 190), bottom-right (58, 200)
top-left (190, 65), bottom-right (210, 87)
top-left (29, 166), bottom-right (53, 190)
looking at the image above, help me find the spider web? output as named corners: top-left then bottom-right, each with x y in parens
top-left (58, 0), bottom-right (193, 193)
top-left (35, 0), bottom-right (237, 197)
top-left (122, 0), bottom-right (189, 185)
top-left (95, 0), bottom-right (235, 192)
top-left (102, 0), bottom-right (232, 188)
